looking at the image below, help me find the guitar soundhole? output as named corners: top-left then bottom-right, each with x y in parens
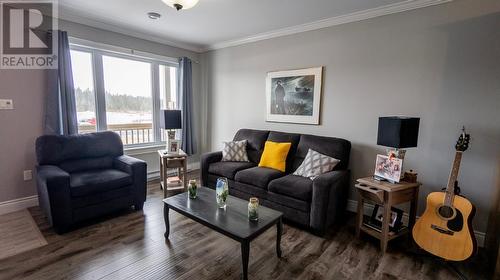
top-left (438, 205), bottom-right (455, 219)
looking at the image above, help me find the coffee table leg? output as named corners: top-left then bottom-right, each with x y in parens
top-left (241, 241), bottom-right (249, 280)
top-left (164, 204), bottom-right (170, 239)
top-left (276, 217), bottom-right (282, 258)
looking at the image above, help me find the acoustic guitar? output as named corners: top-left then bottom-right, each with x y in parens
top-left (412, 128), bottom-right (476, 261)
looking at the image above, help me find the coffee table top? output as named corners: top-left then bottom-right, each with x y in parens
top-left (163, 187), bottom-right (283, 241)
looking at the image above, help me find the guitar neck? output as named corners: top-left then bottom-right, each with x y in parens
top-left (444, 151), bottom-right (463, 205)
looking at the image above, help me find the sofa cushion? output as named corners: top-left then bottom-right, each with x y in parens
top-left (70, 169), bottom-right (132, 197)
top-left (293, 134), bottom-right (351, 171)
top-left (60, 156), bottom-right (114, 173)
top-left (208, 161), bottom-right (256, 180)
top-left (268, 175), bottom-right (313, 202)
top-left (233, 129), bottom-right (269, 164)
top-left (221, 140), bottom-right (249, 162)
top-left (293, 149), bottom-right (340, 179)
top-left (258, 141), bottom-right (291, 172)
top-left (235, 166), bottom-right (284, 189)
top-left (267, 131), bottom-right (301, 173)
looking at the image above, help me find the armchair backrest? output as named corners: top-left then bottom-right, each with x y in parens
top-left (36, 131), bottom-right (124, 173)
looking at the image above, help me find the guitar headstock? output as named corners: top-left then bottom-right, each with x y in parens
top-left (455, 126), bottom-right (470, 152)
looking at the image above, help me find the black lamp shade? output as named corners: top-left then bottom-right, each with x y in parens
top-left (161, 110), bottom-right (182, 129)
top-left (377, 117), bottom-right (420, 149)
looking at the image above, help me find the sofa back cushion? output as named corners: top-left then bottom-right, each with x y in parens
top-left (267, 131), bottom-right (301, 173)
top-left (36, 131), bottom-right (124, 166)
top-left (293, 134), bottom-right (351, 171)
top-left (59, 156), bottom-right (114, 173)
top-left (233, 129), bottom-right (269, 164)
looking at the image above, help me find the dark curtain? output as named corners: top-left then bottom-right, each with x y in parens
top-left (44, 31), bottom-right (78, 135)
top-left (178, 57), bottom-right (196, 155)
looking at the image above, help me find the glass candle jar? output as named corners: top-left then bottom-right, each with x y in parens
top-left (216, 177), bottom-right (229, 209)
top-left (248, 197), bottom-right (259, 221)
top-left (188, 179), bottom-right (197, 199)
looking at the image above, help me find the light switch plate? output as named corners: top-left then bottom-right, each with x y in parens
top-left (23, 170), bottom-right (33, 181)
top-left (0, 99), bottom-right (14, 110)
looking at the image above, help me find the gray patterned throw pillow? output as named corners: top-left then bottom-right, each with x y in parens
top-left (222, 140), bottom-right (249, 162)
top-left (293, 149), bottom-right (340, 180)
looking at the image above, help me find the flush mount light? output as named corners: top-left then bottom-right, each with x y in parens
top-left (147, 12), bottom-right (162, 19)
top-left (162, 0), bottom-right (199, 11)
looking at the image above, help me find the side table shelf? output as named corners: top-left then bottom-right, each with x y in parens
top-left (355, 177), bottom-right (421, 253)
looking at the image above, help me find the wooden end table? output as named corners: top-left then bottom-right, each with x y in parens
top-left (355, 176), bottom-right (421, 253)
top-left (158, 149), bottom-right (188, 197)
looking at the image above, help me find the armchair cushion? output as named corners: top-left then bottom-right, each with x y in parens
top-left (208, 161), bottom-right (255, 180)
top-left (235, 166), bottom-right (284, 189)
top-left (69, 169), bottom-right (132, 197)
top-left (268, 174), bottom-right (312, 202)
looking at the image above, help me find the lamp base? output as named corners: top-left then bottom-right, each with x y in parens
top-left (167, 130), bottom-right (176, 140)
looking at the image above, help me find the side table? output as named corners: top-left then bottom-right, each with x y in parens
top-left (158, 149), bottom-right (188, 198)
top-left (355, 176), bottom-right (421, 253)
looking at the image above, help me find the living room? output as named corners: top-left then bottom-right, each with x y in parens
top-left (0, 0), bottom-right (499, 279)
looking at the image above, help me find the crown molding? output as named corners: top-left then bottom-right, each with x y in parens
top-left (56, 6), bottom-right (204, 53)
top-left (202, 0), bottom-right (453, 52)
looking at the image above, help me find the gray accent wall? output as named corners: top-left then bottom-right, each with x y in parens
top-left (203, 0), bottom-right (500, 232)
top-left (0, 20), bottom-right (202, 204)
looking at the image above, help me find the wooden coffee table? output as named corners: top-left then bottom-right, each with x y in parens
top-left (163, 187), bottom-right (283, 280)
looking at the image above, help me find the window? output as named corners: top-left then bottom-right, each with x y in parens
top-left (70, 42), bottom-right (178, 147)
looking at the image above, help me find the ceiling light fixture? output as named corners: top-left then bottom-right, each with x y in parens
top-left (147, 12), bottom-right (162, 19)
top-left (162, 0), bottom-right (199, 11)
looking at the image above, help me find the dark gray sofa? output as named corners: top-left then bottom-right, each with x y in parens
top-left (35, 131), bottom-right (147, 234)
top-left (201, 129), bottom-right (351, 235)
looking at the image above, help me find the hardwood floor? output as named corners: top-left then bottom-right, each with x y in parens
top-left (0, 172), bottom-right (492, 280)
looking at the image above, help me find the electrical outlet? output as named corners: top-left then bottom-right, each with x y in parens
top-left (0, 99), bottom-right (14, 110)
top-left (23, 170), bottom-right (32, 181)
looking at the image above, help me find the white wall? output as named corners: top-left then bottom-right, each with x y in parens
top-left (203, 0), bottom-right (500, 233)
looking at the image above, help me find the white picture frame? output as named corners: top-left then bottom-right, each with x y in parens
top-left (167, 139), bottom-right (180, 154)
top-left (374, 154), bottom-right (403, 183)
top-left (266, 67), bottom-right (323, 125)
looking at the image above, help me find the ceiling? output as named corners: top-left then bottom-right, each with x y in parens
top-left (58, 0), bottom-right (450, 52)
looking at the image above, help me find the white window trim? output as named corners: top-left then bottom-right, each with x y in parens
top-left (69, 37), bottom-right (178, 148)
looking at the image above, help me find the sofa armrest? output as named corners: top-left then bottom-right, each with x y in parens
top-left (113, 155), bottom-right (147, 206)
top-left (36, 165), bottom-right (72, 232)
top-left (310, 170), bottom-right (350, 234)
top-left (200, 151), bottom-right (222, 186)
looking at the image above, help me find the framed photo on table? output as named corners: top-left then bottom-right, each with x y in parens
top-left (167, 139), bottom-right (180, 154)
top-left (374, 154), bottom-right (402, 183)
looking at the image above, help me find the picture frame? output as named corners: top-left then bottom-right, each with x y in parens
top-left (374, 154), bottom-right (403, 183)
top-left (167, 139), bottom-right (180, 154)
top-left (266, 67), bottom-right (323, 125)
top-left (370, 205), bottom-right (404, 232)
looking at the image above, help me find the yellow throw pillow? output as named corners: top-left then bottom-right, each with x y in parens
top-left (258, 141), bottom-right (292, 172)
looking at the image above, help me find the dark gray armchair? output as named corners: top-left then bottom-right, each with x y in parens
top-left (35, 131), bottom-right (147, 234)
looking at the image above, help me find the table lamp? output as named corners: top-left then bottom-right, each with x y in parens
top-left (161, 109), bottom-right (182, 143)
top-left (377, 116), bottom-right (420, 177)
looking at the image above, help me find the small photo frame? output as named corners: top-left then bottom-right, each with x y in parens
top-left (370, 205), bottom-right (404, 231)
top-left (374, 154), bottom-right (402, 183)
top-left (168, 139), bottom-right (180, 154)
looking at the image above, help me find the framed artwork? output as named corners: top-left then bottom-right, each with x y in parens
top-left (374, 154), bottom-right (402, 183)
top-left (370, 205), bottom-right (404, 232)
top-left (168, 139), bottom-right (180, 154)
top-left (266, 67), bottom-right (323, 124)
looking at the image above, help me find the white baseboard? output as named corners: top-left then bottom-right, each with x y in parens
top-left (0, 195), bottom-right (39, 215)
top-left (147, 161), bottom-right (200, 181)
top-left (346, 199), bottom-right (485, 247)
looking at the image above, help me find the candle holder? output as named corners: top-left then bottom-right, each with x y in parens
top-left (248, 197), bottom-right (259, 221)
top-left (188, 179), bottom-right (197, 199)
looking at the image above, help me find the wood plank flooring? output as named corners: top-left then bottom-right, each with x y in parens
top-left (0, 209), bottom-right (47, 261)
top-left (0, 171), bottom-right (492, 280)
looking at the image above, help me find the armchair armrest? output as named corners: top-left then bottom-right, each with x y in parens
top-left (310, 170), bottom-right (350, 234)
top-left (113, 155), bottom-right (147, 207)
top-left (200, 151), bottom-right (223, 186)
top-left (36, 165), bottom-right (72, 232)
